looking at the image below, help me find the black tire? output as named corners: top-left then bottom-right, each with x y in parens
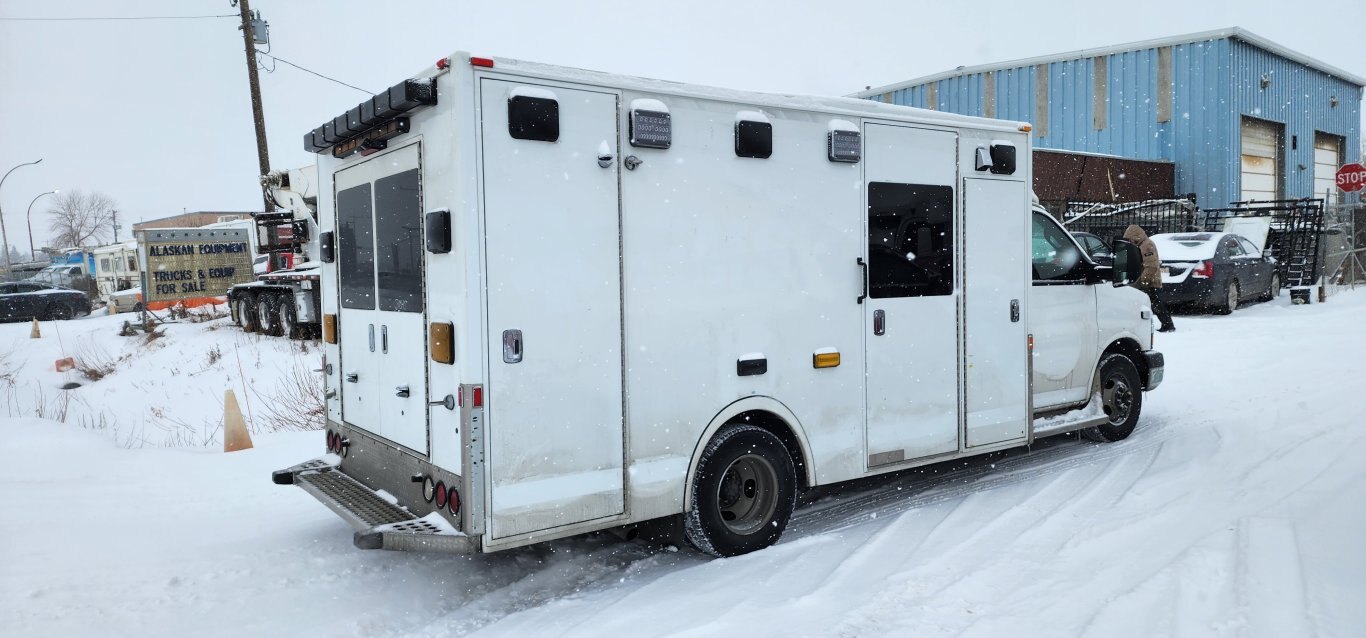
top-left (1214, 280), bottom-right (1239, 315)
top-left (683, 424), bottom-right (797, 557)
top-left (47, 303), bottom-right (74, 321)
top-left (1262, 273), bottom-right (1281, 301)
top-left (1081, 354), bottom-right (1144, 443)
top-left (277, 296), bottom-right (300, 339)
top-left (257, 294), bottom-right (281, 336)
top-left (236, 295), bottom-right (258, 333)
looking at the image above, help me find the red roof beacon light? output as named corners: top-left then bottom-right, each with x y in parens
top-left (436, 57), bottom-right (451, 70)
top-left (470, 56), bottom-right (494, 68)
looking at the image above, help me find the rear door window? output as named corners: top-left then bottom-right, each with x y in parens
top-left (373, 169), bottom-right (424, 313)
top-left (337, 183), bottom-right (376, 310)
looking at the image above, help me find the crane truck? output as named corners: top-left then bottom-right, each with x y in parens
top-left (226, 166), bottom-right (323, 339)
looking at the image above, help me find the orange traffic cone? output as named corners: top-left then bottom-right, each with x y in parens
top-left (223, 389), bottom-right (253, 452)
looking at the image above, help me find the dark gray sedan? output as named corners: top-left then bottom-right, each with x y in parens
top-left (0, 282), bottom-right (93, 321)
top-left (1151, 232), bottom-right (1280, 314)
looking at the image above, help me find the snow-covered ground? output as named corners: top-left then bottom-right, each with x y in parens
top-left (3, 291), bottom-right (1365, 637)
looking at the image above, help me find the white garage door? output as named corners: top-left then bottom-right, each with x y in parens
top-left (1240, 117), bottom-right (1282, 202)
top-left (1313, 133), bottom-right (1344, 203)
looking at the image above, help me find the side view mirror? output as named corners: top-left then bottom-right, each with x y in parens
top-left (1110, 239), bottom-right (1143, 285)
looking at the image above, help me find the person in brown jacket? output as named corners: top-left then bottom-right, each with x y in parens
top-left (1123, 224), bottom-right (1175, 332)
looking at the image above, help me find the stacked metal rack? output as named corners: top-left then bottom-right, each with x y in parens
top-left (1203, 199), bottom-right (1325, 302)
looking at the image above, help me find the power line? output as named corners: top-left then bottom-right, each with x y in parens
top-left (256, 51), bottom-right (373, 95)
top-left (0, 14), bottom-right (237, 21)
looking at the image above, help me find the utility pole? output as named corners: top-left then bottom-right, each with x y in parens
top-left (235, 0), bottom-right (273, 212)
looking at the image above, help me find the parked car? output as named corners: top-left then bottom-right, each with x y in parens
top-left (1152, 232), bottom-right (1280, 314)
top-left (107, 286), bottom-right (144, 314)
top-left (1071, 231), bottom-right (1114, 265)
top-left (0, 281), bottom-right (93, 321)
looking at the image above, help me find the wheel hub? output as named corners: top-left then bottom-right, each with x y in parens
top-left (1102, 376), bottom-right (1134, 425)
top-left (714, 454), bottom-right (778, 536)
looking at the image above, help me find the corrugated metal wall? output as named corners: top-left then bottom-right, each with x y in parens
top-left (876, 36), bottom-right (1362, 209)
top-left (1230, 40), bottom-right (1362, 203)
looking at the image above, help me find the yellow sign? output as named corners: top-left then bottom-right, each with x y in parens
top-left (138, 228), bottom-right (256, 303)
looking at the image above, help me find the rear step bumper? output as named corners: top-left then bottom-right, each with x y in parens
top-left (273, 458), bottom-right (476, 553)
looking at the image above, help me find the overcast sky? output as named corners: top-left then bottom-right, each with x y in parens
top-left (1, 0), bottom-right (1362, 250)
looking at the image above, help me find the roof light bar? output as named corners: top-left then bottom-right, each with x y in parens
top-left (303, 78), bottom-right (436, 154)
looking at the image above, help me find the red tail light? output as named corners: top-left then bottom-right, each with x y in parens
top-left (326, 431), bottom-right (337, 452)
top-left (1192, 260), bottom-right (1214, 279)
top-left (435, 482), bottom-right (449, 509)
top-left (472, 386), bottom-right (483, 408)
top-left (448, 488), bottom-right (460, 515)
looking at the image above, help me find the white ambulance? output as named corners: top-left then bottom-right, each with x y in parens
top-left (273, 52), bottom-right (1163, 557)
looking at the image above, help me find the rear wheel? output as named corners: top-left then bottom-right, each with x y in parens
top-left (256, 294), bottom-right (281, 336)
top-left (684, 424), bottom-right (797, 557)
top-left (1262, 273), bottom-right (1281, 301)
top-left (236, 295), bottom-right (258, 333)
top-left (276, 296), bottom-right (301, 339)
top-left (1214, 280), bottom-right (1239, 315)
top-left (1081, 354), bottom-right (1144, 443)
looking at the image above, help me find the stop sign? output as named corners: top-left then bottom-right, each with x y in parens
top-left (1337, 162), bottom-right (1366, 192)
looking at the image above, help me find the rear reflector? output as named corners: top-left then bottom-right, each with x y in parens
top-left (323, 314), bottom-right (337, 344)
top-left (472, 386), bottom-right (483, 408)
top-left (470, 56), bottom-right (494, 68)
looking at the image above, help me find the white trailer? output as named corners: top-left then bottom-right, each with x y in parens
top-left (273, 52), bottom-right (1164, 556)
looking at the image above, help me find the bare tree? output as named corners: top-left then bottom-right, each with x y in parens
top-left (47, 190), bottom-right (116, 248)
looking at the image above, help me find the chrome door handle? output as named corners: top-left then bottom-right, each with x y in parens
top-left (368, 324), bottom-right (375, 352)
top-left (429, 394), bottom-right (456, 410)
top-left (345, 372), bottom-right (359, 383)
top-left (873, 309), bottom-right (886, 335)
top-left (395, 385), bottom-right (410, 398)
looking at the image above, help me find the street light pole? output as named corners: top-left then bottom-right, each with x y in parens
top-left (0, 158), bottom-right (43, 274)
top-left (26, 190), bottom-right (58, 261)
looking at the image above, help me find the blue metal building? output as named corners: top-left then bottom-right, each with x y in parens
top-left (857, 28), bottom-right (1363, 209)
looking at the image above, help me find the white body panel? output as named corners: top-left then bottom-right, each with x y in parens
top-left (479, 79), bottom-right (626, 539)
top-left (305, 53), bottom-right (1156, 553)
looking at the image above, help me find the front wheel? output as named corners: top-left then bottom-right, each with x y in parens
top-left (47, 303), bottom-right (74, 321)
top-left (1262, 273), bottom-right (1281, 301)
top-left (684, 425), bottom-right (797, 557)
top-left (1081, 354), bottom-right (1144, 443)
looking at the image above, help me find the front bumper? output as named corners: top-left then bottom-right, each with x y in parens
top-left (1143, 350), bottom-right (1164, 391)
top-left (273, 458), bottom-right (477, 553)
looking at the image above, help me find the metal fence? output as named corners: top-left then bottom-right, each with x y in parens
top-left (1057, 197), bottom-right (1201, 246)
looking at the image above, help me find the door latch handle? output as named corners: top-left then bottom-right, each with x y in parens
top-left (856, 257), bottom-right (868, 304)
top-left (395, 385), bottom-right (410, 398)
top-left (503, 329), bottom-right (523, 363)
top-left (873, 309), bottom-right (886, 335)
top-left (429, 394), bottom-right (456, 411)
top-left (1010, 299), bottom-right (1020, 323)
top-left (368, 324), bottom-right (375, 353)
top-left (623, 155), bottom-right (643, 171)
top-left (345, 372), bottom-right (359, 383)
top-left (381, 325), bottom-right (389, 354)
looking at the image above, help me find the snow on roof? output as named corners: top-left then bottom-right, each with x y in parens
top-left (854, 27), bottom-right (1366, 99)
top-left (443, 53), bottom-right (1029, 135)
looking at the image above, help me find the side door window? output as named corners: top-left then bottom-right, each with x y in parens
top-left (1031, 212), bottom-right (1087, 282)
top-left (867, 182), bottom-right (954, 298)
